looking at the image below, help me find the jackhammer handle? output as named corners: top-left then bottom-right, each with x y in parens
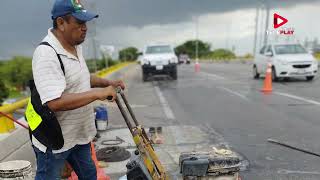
top-left (117, 89), bottom-right (140, 127)
top-left (116, 86), bottom-right (122, 93)
top-left (106, 96), bottom-right (113, 101)
top-left (115, 87), bottom-right (150, 140)
top-left (106, 86), bottom-right (122, 101)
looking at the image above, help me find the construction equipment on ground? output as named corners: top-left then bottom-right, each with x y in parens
top-left (114, 88), bottom-right (169, 180)
top-left (179, 147), bottom-right (241, 180)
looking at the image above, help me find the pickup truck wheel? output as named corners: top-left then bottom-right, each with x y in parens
top-left (142, 69), bottom-right (148, 82)
top-left (143, 73), bottom-right (148, 82)
top-left (171, 66), bottom-right (178, 80)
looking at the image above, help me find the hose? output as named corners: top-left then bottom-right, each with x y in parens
top-left (0, 111), bottom-right (29, 130)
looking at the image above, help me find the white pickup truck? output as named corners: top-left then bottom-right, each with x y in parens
top-left (140, 44), bottom-right (178, 81)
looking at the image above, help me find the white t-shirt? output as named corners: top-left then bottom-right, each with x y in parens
top-left (32, 28), bottom-right (96, 153)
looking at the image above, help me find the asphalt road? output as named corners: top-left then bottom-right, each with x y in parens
top-left (106, 62), bottom-right (320, 179)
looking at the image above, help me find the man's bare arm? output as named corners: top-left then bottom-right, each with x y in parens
top-left (90, 75), bottom-right (112, 88)
top-left (47, 87), bottom-right (116, 112)
top-left (90, 74), bottom-right (125, 89)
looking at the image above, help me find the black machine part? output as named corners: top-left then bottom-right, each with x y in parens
top-left (179, 151), bottom-right (241, 177)
top-left (179, 154), bottom-right (209, 177)
top-left (126, 150), bottom-right (152, 180)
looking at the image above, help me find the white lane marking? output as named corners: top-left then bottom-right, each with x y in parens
top-left (199, 72), bottom-right (226, 80)
top-left (154, 85), bottom-right (175, 120)
top-left (275, 92), bottom-right (320, 105)
top-left (218, 86), bottom-right (249, 101)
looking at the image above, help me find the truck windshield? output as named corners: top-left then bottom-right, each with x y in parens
top-left (146, 46), bottom-right (172, 54)
top-left (274, 45), bottom-right (307, 55)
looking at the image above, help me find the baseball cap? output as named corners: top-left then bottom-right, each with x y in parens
top-left (51, 0), bottom-right (98, 22)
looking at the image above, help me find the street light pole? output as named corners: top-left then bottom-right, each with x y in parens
top-left (195, 15), bottom-right (200, 72)
top-left (90, 1), bottom-right (98, 72)
top-left (253, 6), bottom-right (260, 57)
top-left (263, 2), bottom-right (270, 46)
top-left (196, 15), bottom-right (199, 63)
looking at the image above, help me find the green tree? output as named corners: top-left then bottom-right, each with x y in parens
top-left (100, 54), bottom-right (119, 69)
top-left (85, 59), bottom-right (99, 73)
top-left (2, 56), bottom-right (32, 90)
top-left (209, 49), bottom-right (236, 59)
top-left (86, 58), bottom-right (119, 73)
top-left (243, 53), bottom-right (253, 59)
top-left (119, 47), bottom-right (139, 61)
top-left (175, 40), bottom-right (211, 59)
top-left (0, 79), bottom-right (9, 103)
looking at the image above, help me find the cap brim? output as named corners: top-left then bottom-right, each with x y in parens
top-left (72, 10), bottom-right (98, 22)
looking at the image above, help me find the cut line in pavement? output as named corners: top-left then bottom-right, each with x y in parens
top-left (154, 84), bottom-right (175, 120)
top-left (274, 92), bottom-right (320, 106)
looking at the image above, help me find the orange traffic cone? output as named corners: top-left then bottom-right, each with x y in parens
top-left (69, 142), bottom-right (110, 180)
top-left (195, 62), bottom-right (200, 72)
top-left (261, 63), bottom-right (273, 93)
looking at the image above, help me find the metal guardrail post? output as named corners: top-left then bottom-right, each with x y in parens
top-left (0, 113), bottom-right (14, 133)
top-left (0, 98), bottom-right (28, 133)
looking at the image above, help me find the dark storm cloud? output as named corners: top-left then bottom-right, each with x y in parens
top-left (91, 0), bottom-right (318, 27)
top-left (0, 0), bottom-right (318, 58)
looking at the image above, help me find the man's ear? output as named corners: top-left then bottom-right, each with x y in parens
top-left (56, 17), bottom-right (65, 31)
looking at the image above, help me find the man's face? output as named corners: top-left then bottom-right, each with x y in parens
top-left (62, 16), bottom-right (87, 45)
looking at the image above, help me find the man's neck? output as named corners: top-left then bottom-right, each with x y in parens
top-left (52, 29), bottom-right (77, 57)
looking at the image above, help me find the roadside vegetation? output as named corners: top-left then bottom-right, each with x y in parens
top-left (314, 52), bottom-right (320, 60)
top-left (0, 40), bottom-right (251, 104)
top-left (174, 40), bottom-right (253, 62)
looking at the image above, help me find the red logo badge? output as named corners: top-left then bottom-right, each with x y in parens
top-left (274, 13), bottom-right (288, 29)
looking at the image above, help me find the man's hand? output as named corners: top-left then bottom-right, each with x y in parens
top-left (95, 86), bottom-right (117, 102)
top-left (110, 80), bottom-right (125, 90)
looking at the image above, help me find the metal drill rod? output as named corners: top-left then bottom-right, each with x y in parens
top-left (119, 90), bottom-right (150, 141)
top-left (114, 88), bottom-right (168, 180)
top-left (115, 94), bottom-right (134, 135)
top-left (119, 91), bottom-right (140, 127)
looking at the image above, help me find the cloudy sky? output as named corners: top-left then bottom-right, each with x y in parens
top-left (0, 0), bottom-right (319, 59)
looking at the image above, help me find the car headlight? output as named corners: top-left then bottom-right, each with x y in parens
top-left (142, 59), bottom-right (150, 65)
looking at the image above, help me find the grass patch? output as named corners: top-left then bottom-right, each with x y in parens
top-left (314, 53), bottom-right (320, 61)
